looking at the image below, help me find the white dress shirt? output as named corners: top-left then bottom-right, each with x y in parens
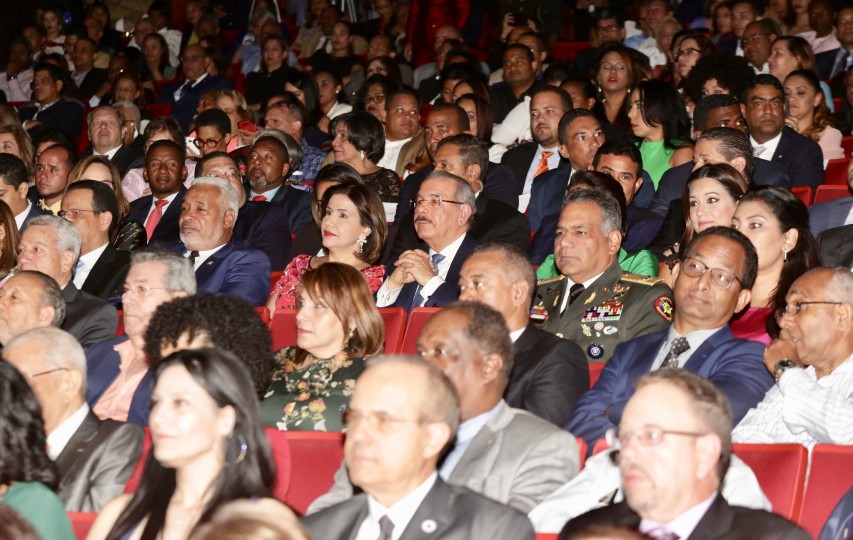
top-left (73, 242), bottom-right (109, 289)
top-left (378, 136), bottom-right (412, 171)
top-left (46, 403), bottom-right (90, 460)
top-left (750, 131), bottom-right (782, 161)
top-left (94, 144), bottom-right (122, 160)
top-left (522, 145), bottom-right (561, 195)
top-left (354, 472), bottom-right (438, 540)
top-left (376, 233), bottom-right (467, 307)
top-left (14, 200), bottom-right (31, 232)
top-left (249, 183), bottom-right (283, 201)
top-left (187, 243), bottom-right (226, 270)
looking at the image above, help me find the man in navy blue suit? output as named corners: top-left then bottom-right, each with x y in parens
top-left (158, 44), bottom-right (232, 133)
top-left (566, 226), bottom-right (774, 449)
top-left (179, 177), bottom-right (270, 306)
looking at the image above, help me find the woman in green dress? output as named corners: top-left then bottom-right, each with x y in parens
top-left (261, 262), bottom-right (385, 431)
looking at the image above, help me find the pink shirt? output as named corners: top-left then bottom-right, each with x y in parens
top-left (92, 339), bottom-right (149, 422)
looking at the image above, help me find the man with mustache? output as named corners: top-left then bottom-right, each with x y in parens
top-left (565, 227), bottom-right (773, 451)
top-left (378, 88), bottom-right (427, 177)
top-left (178, 177), bottom-right (270, 306)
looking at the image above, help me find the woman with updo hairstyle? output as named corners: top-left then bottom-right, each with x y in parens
top-left (456, 93), bottom-right (495, 143)
top-left (0, 362), bottom-right (74, 539)
top-left (329, 111), bottom-right (400, 203)
top-left (731, 185), bottom-right (820, 343)
top-left (89, 348), bottom-right (277, 540)
top-left (261, 262), bottom-right (385, 431)
top-left (783, 69), bottom-right (844, 161)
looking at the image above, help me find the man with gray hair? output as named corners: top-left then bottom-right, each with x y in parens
top-left (17, 215), bottom-right (118, 348)
top-left (377, 171), bottom-right (478, 310)
top-left (0, 270), bottom-right (66, 347)
top-left (82, 105), bottom-right (141, 176)
top-left (733, 267), bottom-right (853, 448)
top-left (4, 327), bottom-right (144, 512)
top-left (85, 248), bottom-right (196, 425)
top-left (534, 188), bottom-right (672, 363)
top-left (179, 176), bottom-right (270, 306)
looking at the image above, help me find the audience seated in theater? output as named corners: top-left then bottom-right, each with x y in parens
top-left (189, 498), bottom-right (310, 540)
top-left (0, 200), bottom-right (20, 280)
top-left (214, 89), bottom-right (253, 152)
top-left (810, 160), bottom-right (853, 236)
top-left (657, 163), bottom-right (749, 287)
top-left (389, 135), bottom-right (530, 264)
top-left (19, 63), bottom-right (85, 141)
top-left (733, 267), bottom-right (853, 448)
top-left (86, 249), bottom-right (195, 425)
top-left (192, 107), bottom-right (235, 156)
top-left (245, 135), bottom-right (313, 233)
top-left (377, 88), bottom-right (427, 177)
top-left (87, 348), bottom-right (278, 540)
top-left (261, 263), bottom-right (384, 430)
top-left (81, 106), bottom-right (143, 176)
top-left (329, 111), bottom-right (400, 204)
top-left (783, 70), bottom-right (845, 162)
top-left (594, 44), bottom-right (641, 137)
top-left (459, 244), bottom-right (588, 426)
top-left (268, 181), bottom-right (386, 311)
top-left (768, 36), bottom-right (836, 113)
top-left (34, 142), bottom-right (77, 215)
top-left (0, 270), bottom-right (65, 347)
top-left (282, 69), bottom-right (331, 149)
top-left (61, 181), bottom-right (132, 302)
top-left (567, 227), bottom-right (773, 449)
top-left (196, 151), bottom-right (291, 271)
top-left (0, 361), bottom-right (75, 539)
top-left (302, 354), bottom-right (536, 538)
top-left (489, 44), bottom-right (546, 124)
top-left (730, 186), bottom-right (820, 344)
top-left (0, 154), bottom-right (47, 236)
top-left (18, 215), bottom-right (118, 348)
top-left (741, 19), bottom-right (780, 73)
top-left (121, 118), bottom-right (197, 203)
top-left (178, 176), bottom-right (271, 306)
top-left (261, 92), bottom-right (327, 185)
top-left (4, 327), bottom-right (143, 512)
top-left (534, 187), bottom-right (672, 364)
top-left (560, 369), bottom-right (809, 539)
top-left (742, 74), bottom-right (824, 189)
top-left (377, 171), bottom-right (477, 310)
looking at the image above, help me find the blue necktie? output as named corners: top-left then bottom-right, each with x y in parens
top-left (410, 253), bottom-right (445, 310)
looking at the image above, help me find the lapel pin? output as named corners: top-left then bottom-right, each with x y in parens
top-left (421, 519), bottom-right (437, 533)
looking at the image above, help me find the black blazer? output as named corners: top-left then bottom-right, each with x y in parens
top-left (127, 188), bottom-right (186, 253)
top-left (770, 127), bottom-right (825, 189)
top-left (19, 97), bottom-right (85, 140)
top-left (287, 220), bottom-right (323, 261)
top-left (233, 201), bottom-right (292, 271)
top-left (500, 141), bottom-right (539, 195)
top-left (61, 282), bottom-right (119, 349)
top-left (818, 223), bottom-right (853, 268)
top-left (80, 244), bottom-right (132, 303)
top-left (265, 183), bottom-right (313, 234)
top-left (506, 325), bottom-right (589, 427)
top-left (158, 74), bottom-right (233, 133)
top-left (18, 202), bottom-right (51, 234)
top-left (77, 68), bottom-right (108, 101)
top-left (390, 235), bottom-right (477, 310)
top-left (560, 493), bottom-right (810, 539)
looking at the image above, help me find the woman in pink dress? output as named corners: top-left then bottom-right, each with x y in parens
top-left (730, 186), bottom-right (820, 344)
top-left (267, 181), bottom-right (388, 312)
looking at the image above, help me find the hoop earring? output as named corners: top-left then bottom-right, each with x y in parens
top-left (357, 233), bottom-right (368, 253)
top-left (226, 433), bottom-right (248, 466)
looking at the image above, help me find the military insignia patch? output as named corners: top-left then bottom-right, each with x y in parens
top-left (581, 323), bottom-right (592, 337)
top-left (587, 343), bottom-right (605, 359)
top-left (655, 297), bottom-right (674, 322)
top-left (582, 300), bottom-right (624, 322)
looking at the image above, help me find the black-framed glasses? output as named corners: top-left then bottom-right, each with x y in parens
top-left (363, 94), bottom-right (385, 105)
top-left (680, 257), bottom-right (741, 289)
top-left (606, 425), bottom-right (707, 449)
top-left (193, 136), bottom-right (223, 148)
top-left (411, 196), bottom-right (465, 209)
top-left (674, 47), bottom-right (701, 59)
top-left (58, 208), bottom-right (101, 219)
top-left (26, 367), bottom-right (69, 380)
top-left (777, 301), bottom-right (843, 318)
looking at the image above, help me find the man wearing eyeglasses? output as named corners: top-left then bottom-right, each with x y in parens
top-left (81, 106), bottom-right (141, 176)
top-left (158, 44), bottom-right (232, 134)
top-left (740, 20), bottom-right (778, 74)
top-left (566, 227), bottom-right (773, 451)
top-left (560, 369), bottom-right (809, 539)
top-left (61, 181), bottom-right (130, 302)
top-left (732, 267), bottom-right (853, 448)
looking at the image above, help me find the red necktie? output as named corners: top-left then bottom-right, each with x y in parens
top-left (534, 151), bottom-right (554, 178)
top-left (252, 195), bottom-right (268, 202)
top-left (145, 199), bottom-right (168, 241)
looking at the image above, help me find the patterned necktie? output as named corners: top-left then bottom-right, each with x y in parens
top-left (409, 253), bottom-right (445, 310)
top-left (377, 515), bottom-right (394, 540)
top-left (647, 527), bottom-right (680, 540)
top-left (251, 195), bottom-right (268, 202)
top-left (534, 150), bottom-right (554, 178)
top-left (568, 283), bottom-right (586, 306)
top-left (144, 199), bottom-right (168, 241)
top-left (660, 337), bottom-right (691, 369)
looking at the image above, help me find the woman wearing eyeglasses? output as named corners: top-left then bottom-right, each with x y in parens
top-left (261, 262), bottom-right (385, 431)
top-left (730, 186), bottom-right (819, 344)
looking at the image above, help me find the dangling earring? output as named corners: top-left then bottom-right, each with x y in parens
top-left (360, 150), bottom-right (365, 161)
top-left (357, 233), bottom-right (368, 253)
top-left (783, 249), bottom-right (788, 263)
top-left (346, 327), bottom-right (356, 351)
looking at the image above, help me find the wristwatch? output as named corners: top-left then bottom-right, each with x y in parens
top-left (774, 358), bottom-right (798, 381)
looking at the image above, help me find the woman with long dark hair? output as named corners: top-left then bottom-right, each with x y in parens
top-left (594, 44), bottom-right (641, 136)
top-left (784, 69), bottom-right (844, 161)
top-left (89, 348), bottom-right (277, 540)
top-left (283, 70), bottom-right (328, 147)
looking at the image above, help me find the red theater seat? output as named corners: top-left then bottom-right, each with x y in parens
top-left (824, 159), bottom-right (850, 185)
top-left (401, 307), bottom-right (441, 354)
top-left (380, 307), bottom-right (406, 354)
top-left (270, 309), bottom-right (298, 350)
top-left (69, 511), bottom-right (97, 540)
top-left (814, 184), bottom-right (851, 205)
top-left (790, 186), bottom-right (813, 207)
top-left (731, 443), bottom-right (807, 520)
top-left (279, 430), bottom-right (345, 515)
top-left (797, 444), bottom-right (853, 537)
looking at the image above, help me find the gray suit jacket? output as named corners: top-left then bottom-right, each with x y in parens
top-left (302, 476), bottom-right (535, 540)
top-left (308, 401), bottom-right (580, 514)
top-left (55, 411), bottom-right (144, 512)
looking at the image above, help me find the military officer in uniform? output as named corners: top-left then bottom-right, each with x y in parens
top-left (532, 187), bottom-right (672, 363)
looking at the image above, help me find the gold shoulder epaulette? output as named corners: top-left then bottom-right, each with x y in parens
top-left (536, 275), bottom-right (566, 286)
top-left (619, 272), bottom-right (665, 286)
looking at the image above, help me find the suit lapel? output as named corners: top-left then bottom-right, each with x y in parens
top-left (686, 494), bottom-right (733, 540)
top-left (82, 245), bottom-right (116, 290)
top-left (196, 243), bottom-right (232, 285)
top-left (399, 479), bottom-right (454, 540)
top-left (448, 402), bottom-right (510, 484)
top-left (682, 328), bottom-right (729, 373)
top-left (55, 412), bottom-right (100, 475)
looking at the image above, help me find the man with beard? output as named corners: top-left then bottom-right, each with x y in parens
top-left (244, 136), bottom-right (312, 234)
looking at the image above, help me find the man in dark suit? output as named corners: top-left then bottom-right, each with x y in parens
top-left (810, 158), bottom-right (853, 236)
top-left (158, 44), bottom-right (233, 133)
top-left (566, 227), bottom-right (774, 449)
top-left (377, 172), bottom-right (478, 310)
top-left (459, 245), bottom-right (588, 426)
top-left (18, 215), bottom-right (118, 348)
top-left (197, 152), bottom-right (291, 270)
top-left (3, 327), bottom-right (143, 512)
top-left (301, 356), bottom-right (536, 539)
top-left (818, 223), bottom-right (853, 267)
top-left (742, 75), bottom-right (824, 189)
top-left (179, 177), bottom-right (271, 306)
top-left (127, 140), bottom-right (188, 252)
top-left (245, 136), bottom-right (312, 233)
top-left (560, 369), bottom-right (809, 539)
top-left (500, 87), bottom-right (573, 199)
top-left (69, 37), bottom-right (107, 103)
top-left (0, 154), bottom-right (49, 234)
top-left (387, 135), bottom-right (530, 265)
top-left (19, 63), bottom-right (85, 141)
top-left (61, 181), bottom-right (131, 302)
top-left (825, 8), bottom-right (853, 94)
top-left (80, 106), bottom-right (141, 176)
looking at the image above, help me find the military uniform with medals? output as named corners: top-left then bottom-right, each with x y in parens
top-left (531, 262), bottom-right (673, 363)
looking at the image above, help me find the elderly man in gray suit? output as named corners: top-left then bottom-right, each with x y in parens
top-left (301, 356), bottom-right (534, 539)
top-left (309, 301), bottom-right (580, 514)
top-left (3, 327), bottom-right (144, 512)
